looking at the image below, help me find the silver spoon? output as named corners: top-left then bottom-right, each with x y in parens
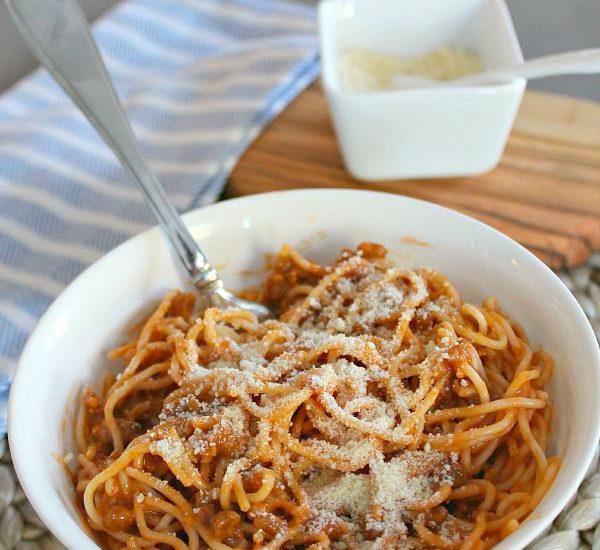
top-left (393, 48), bottom-right (600, 89)
top-left (5, 0), bottom-right (271, 319)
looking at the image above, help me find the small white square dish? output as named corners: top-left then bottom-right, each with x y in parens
top-left (318, 0), bottom-right (526, 180)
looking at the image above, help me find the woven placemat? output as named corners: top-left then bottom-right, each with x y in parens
top-left (1, 257), bottom-right (599, 550)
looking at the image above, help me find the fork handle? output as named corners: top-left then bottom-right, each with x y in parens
top-left (4, 0), bottom-right (219, 288)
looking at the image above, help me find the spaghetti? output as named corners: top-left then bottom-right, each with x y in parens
top-left (73, 243), bottom-right (560, 549)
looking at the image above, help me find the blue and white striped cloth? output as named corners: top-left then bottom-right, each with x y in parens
top-left (0, 0), bottom-right (319, 435)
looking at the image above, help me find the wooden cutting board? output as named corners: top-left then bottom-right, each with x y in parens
top-left (227, 83), bottom-right (600, 269)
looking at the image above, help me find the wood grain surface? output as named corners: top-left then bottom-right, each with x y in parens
top-left (227, 84), bottom-right (600, 268)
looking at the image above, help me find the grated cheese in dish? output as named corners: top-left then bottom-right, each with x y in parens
top-left (338, 47), bottom-right (484, 92)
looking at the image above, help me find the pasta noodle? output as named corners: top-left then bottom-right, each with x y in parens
top-left (73, 242), bottom-right (560, 549)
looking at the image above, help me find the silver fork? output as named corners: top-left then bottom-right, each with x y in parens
top-left (5, 0), bottom-right (271, 320)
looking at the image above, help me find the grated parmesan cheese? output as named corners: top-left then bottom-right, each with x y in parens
top-left (308, 471), bottom-right (370, 519)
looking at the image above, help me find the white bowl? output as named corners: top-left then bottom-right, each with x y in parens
top-left (9, 190), bottom-right (600, 550)
top-left (319, 0), bottom-right (526, 180)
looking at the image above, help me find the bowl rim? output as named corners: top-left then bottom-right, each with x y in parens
top-left (8, 188), bottom-right (600, 550)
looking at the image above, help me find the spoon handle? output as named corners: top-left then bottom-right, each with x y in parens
top-left (460, 48), bottom-right (600, 85)
top-left (4, 0), bottom-right (219, 289)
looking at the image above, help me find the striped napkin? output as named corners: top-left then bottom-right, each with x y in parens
top-left (0, 0), bottom-right (319, 435)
